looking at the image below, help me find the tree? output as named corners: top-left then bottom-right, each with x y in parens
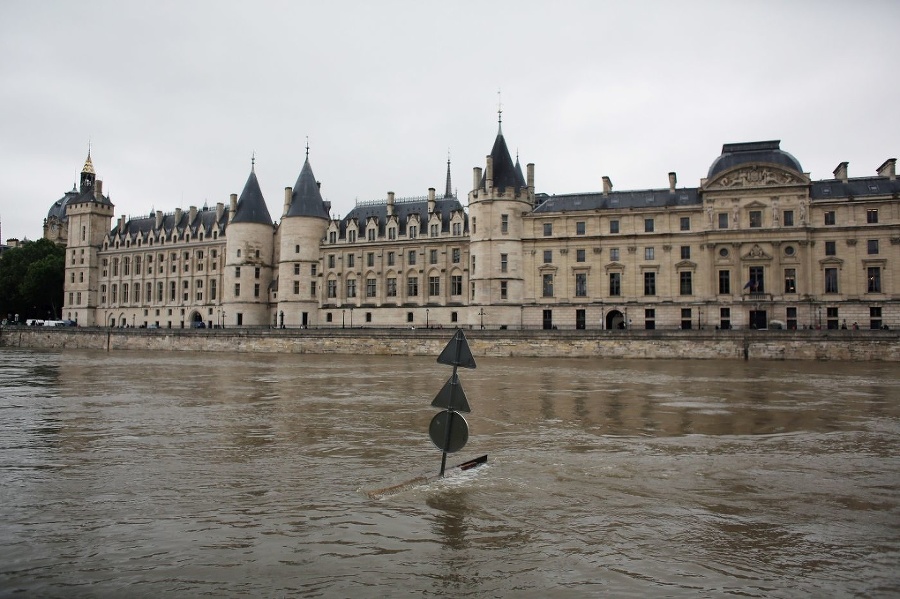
top-left (0, 238), bottom-right (65, 321)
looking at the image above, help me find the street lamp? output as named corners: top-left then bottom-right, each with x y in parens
top-left (279, 310), bottom-right (284, 329)
top-left (426, 308), bottom-right (429, 329)
top-left (478, 308), bottom-right (485, 330)
top-left (350, 306), bottom-right (353, 328)
top-left (342, 309), bottom-right (345, 329)
top-left (222, 311), bottom-right (226, 329)
top-left (698, 307), bottom-right (703, 330)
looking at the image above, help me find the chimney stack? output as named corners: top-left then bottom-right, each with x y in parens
top-left (668, 172), bottom-right (677, 193)
top-left (189, 205), bottom-right (197, 226)
top-left (602, 176), bottom-right (613, 197)
top-left (877, 158), bottom-right (896, 180)
top-left (95, 179), bottom-right (103, 199)
top-left (473, 167), bottom-right (482, 193)
top-left (527, 163), bottom-right (535, 194)
top-left (174, 207), bottom-right (182, 226)
top-left (155, 210), bottom-right (163, 229)
top-left (427, 187), bottom-right (436, 213)
top-left (283, 187), bottom-right (292, 216)
top-left (215, 203), bottom-right (224, 223)
top-left (833, 161), bottom-right (849, 183)
top-left (485, 156), bottom-right (494, 193)
top-left (229, 193), bottom-right (237, 222)
top-left (387, 192), bottom-right (395, 217)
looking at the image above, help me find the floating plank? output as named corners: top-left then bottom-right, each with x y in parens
top-left (364, 455), bottom-right (488, 499)
top-left (436, 329), bottom-right (476, 369)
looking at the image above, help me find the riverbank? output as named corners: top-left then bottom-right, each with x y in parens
top-left (2, 326), bottom-right (898, 360)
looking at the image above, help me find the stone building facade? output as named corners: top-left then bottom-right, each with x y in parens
top-left (56, 125), bottom-right (898, 330)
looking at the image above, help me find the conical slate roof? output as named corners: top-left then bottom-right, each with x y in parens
top-left (287, 158), bottom-right (329, 218)
top-left (480, 126), bottom-right (524, 192)
top-left (231, 170), bottom-right (273, 225)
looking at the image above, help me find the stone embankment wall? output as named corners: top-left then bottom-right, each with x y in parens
top-left (2, 327), bottom-right (898, 361)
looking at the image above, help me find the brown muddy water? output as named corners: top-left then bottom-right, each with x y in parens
top-left (0, 348), bottom-right (898, 598)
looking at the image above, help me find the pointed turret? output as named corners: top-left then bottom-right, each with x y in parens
top-left (287, 158), bottom-right (329, 219)
top-left (231, 170), bottom-right (273, 225)
top-left (480, 126), bottom-right (522, 192)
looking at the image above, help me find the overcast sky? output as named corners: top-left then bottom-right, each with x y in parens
top-left (2, 0), bottom-right (898, 242)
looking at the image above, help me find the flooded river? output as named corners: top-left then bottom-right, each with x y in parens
top-left (0, 348), bottom-right (898, 597)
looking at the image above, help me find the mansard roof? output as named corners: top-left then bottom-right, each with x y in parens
top-left (707, 140), bottom-right (803, 179)
top-left (343, 195), bottom-right (466, 235)
top-left (231, 170), bottom-right (273, 225)
top-left (109, 206), bottom-right (228, 240)
top-left (810, 176), bottom-right (900, 201)
top-left (533, 187), bottom-right (701, 214)
top-left (480, 126), bottom-right (526, 192)
top-left (47, 187), bottom-right (112, 223)
top-left (287, 158), bottom-right (329, 219)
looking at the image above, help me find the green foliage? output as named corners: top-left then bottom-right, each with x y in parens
top-left (0, 238), bottom-right (66, 321)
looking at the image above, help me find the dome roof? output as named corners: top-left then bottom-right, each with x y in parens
top-left (707, 141), bottom-right (803, 179)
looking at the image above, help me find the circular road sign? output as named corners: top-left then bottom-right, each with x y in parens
top-left (429, 411), bottom-right (469, 453)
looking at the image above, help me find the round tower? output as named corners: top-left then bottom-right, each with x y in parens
top-left (222, 161), bottom-right (275, 327)
top-left (276, 150), bottom-right (330, 328)
top-left (467, 119), bottom-right (534, 329)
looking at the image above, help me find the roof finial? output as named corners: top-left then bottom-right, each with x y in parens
top-left (306, 136), bottom-right (310, 159)
top-left (497, 88), bottom-right (503, 128)
top-left (251, 151), bottom-right (256, 173)
top-left (445, 149), bottom-right (453, 198)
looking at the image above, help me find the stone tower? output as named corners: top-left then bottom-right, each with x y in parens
top-left (467, 119), bottom-right (534, 328)
top-left (222, 161), bottom-right (275, 327)
top-left (63, 151), bottom-right (114, 325)
top-left (276, 149), bottom-right (330, 328)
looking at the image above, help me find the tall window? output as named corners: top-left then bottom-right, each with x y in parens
top-left (825, 241), bottom-right (836, 256)
top-left (720, 307), bottom-right (731, 330)
top-left (543, 223), bottom-right (552, 236)
top-left (719, 270), bottom-right (730, 294)
top-left (609, 220), bottom-right (620, 234)
top-left (348, 230), bottom-right (356, 243)
top-left (429, 249), bottom-right (437, 265)
top-left (428, 276), bottom-right (440, 296)
top-left (451, 248), bottom-right (460, 263)
top-left (824, 268), bottom-right (839, 293)
top-left (387, 278), bottom-right (397, 297)
top-left (347, 254), bottom-right (355, 268)
top-left (500, 253), bottom-right (508, 273)
top-left (680, 217), bottom-right (690, 231)
top-left (387, 251), bottom-right (395, 266)
top-left (210, 280), bottom-right (216, 300)
top-left (575, 273), bottom-right (587, 297)
top-left (408, 250), bottom-right (416, 265)
top-left (407, 276), bottom-right (418, 297)
top-left (610, 248), bottom-right (620, 261)
top-left (609, 273), bottom-right (621, 296)
top-left (718, 213), bottom-right (728, 229)
top-left (346, 279), bottom-right (356, 298)
top-left (500, 281), bottom-right (507, 299)
top-left (784, 268), bottom-right (797, 293)
top-left (749, 210), bottom-right (762, 228)
top-left (824, 211), bottom-right (836, 225)
top-left (783, 210), bottom-right (794, 226)
top-left (867, 239), bottom-right (879, 255)
top-left (680, 246), bottom-right (691, 260)
top-left (679, 271), bottom-right (693, 295)
top-left (451, 275), bottom-right (462, 296)
top-left (576, 249), bottom-right (585, 262)
top-left (388, 227), bottom-right (396, 240)
top-left (254, 283), bottom-right (260, 298)
top-left (644, 218), bottom-right (654, 232)
top-left (866, 209), bottom-right (878, 224)
top-left (408, 226), bottom-right (417, 239)
top-left (366, 278), bottom-right (376, 297)
top-left (543, 250), bottom-right (552, 264)
top-left (643, 272), bottom-right (656, 295)
top-left (576, 221), bottom-right (585, 235)
top-left (644, 247), bottom-right (654, 261)
top-left (501, 214), bottom-right (509, 234)
top-left (430, 224), bottom-right (439, 237)
top-left (542, 273), bottom-right (554, 297)
top-left (867, 267), bottom-right (882, 293)
top-left (367, 252), bottom-right (375, 267)
top-left (327, 280), bottom-right (336, 298)
top-left (748, 266), bottom-right (765, 293)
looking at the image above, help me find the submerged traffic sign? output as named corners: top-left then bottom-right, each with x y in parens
top-left (430, 372), bottom-right (471, 413)
top-left (429, 410), bottom-right (469, 453)
top-left (436, 329), bottom-right (476, 369)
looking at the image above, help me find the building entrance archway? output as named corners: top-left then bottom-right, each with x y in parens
top-left (606, 310), bottom-right (625, 330)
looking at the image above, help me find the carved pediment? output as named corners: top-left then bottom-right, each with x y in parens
top-left (744, 200), bottom-right (768, 209)
top-left (818, 257), bottom-right (844, 267)
top-left (706, 166), bottom-right (806, 190)
top-left (675, 260), bottom-right (697, 270)
top-left (741, 243), bottom-right (773, 261)
top-left (605, 261), bottom-right (625, 272)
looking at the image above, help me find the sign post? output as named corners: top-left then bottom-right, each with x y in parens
top-left (430, 329), bottom-right (477, 476)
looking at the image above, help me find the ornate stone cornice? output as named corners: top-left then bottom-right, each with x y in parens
top-left (706, 165), bottom-right (807, 190)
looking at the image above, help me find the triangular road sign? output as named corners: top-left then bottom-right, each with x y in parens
top-left (431, 373), bottom-right (471, 413)
top-left (436, 329), bottom-right (476, 369)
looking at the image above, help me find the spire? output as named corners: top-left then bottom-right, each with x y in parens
top-left (251, 151), bottom-right (256, 173)
top-left (80, 146), bottom-right (96, 193)
top-left (444, 150), bottom-right (453, 198)
top-left (497, 89), bottom-right (503, 133)
top-left (481, 119), bottom-right (520, 193)
top-left (287, 155), bottom-right (329, 219)
top-left (231, 169), bottom-right (273, 225)
top-left (305, 136), bottom-right (309, 159)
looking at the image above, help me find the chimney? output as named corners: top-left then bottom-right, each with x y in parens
top-left (175, 207), bottom-right (182, 226)
top-left (189, 205), bottom-right (197, 226)
top-left (473, 167), bottom-right (482, 193)
top-left (215, 203), bottom-right (224, 223)
top-left (668, 172), bottom-right (677, 193)
top-left (427, 187), bottom-right (436, 213)
top-left (527, 163), bottom-right (535, 193)
top-left (94, 179), bottom-right (103, 199)
top-left (155, 210), bottom-right (163, 229)
top-left (485, 155), bottom-right (494, 193)
top-left (283, 187), bottom-right (292, 216)
top-left (387, 192), bottom-right (395, 217)
top-left (877, 158), bottom-right (896, 180)
top-left (118, 214), bottom-right (127, 231)
top-left (229, 193), bottom-right (237, 222)
top-left (602, 176), bottom-right (613, 197)
top-left (833, 161), bottom-right (849, 183)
